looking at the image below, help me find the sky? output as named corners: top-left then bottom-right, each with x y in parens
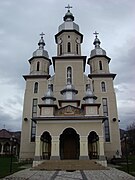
top-left (0, 0), bottom-right (135, 131)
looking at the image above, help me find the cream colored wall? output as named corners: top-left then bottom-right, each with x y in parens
top-left (20, 78), bottom-right (48, 160)
top-left (40, 107), bottom-right (54, 116)
top-left (91, 77), bottom-right (121, 158)
top-left (53, 59), bottom-right (85, 105)
top-left (56, 32), bottom-right (82, 56)
top-left (36, 121), bottom-right (103, 137)
top-left (30, 58), bottom-right (50, 75)
top-left (89, 57), bottom-right (110, 74)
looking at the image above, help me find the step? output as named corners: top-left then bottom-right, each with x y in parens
top-left (34, 160), bottom-right (108, 171)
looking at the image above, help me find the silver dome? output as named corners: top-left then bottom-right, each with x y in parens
top-left (33, 33), bottom-right (49, 59)
top-left (58, 9), bottom-right (79, 32)
top-left (90, 48), bottom-right (106, 57)
top-left (33, 49), bottom-right (49, 58)
top-left (58, 21), bottom-right (79, 32)
top-left (90, 32), bottom-right (106, 57)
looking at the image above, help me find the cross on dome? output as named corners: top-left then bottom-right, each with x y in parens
top-left (65, 4), bottom-right (72, 11)
top-left (38, 32), bottom-right (45, 49)
top-left (93, 31), bottom-right (99, 38)
top-left (40, 32), bottom-right (45, 38)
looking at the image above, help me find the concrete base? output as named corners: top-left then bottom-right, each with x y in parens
top-left (79, 156), bottom-right (89, 160)
top-left (50, 156), bottom-right (60, 160)
top-left (33, 160), bottom-right (44, 167)
top-left (96, 160), bottom-right (107, 167)
top-left (34, 156), bottom-right (42, 161)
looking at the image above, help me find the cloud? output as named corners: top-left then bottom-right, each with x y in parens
top-left (0, 0), bottom-right (135, 131)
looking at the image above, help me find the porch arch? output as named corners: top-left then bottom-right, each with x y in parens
top-left (88, 131), bottom-right (99, 159)
top-left (40, 131), bottom-right (51, 160)
top-left (60, 128), bottom-right (80, 160)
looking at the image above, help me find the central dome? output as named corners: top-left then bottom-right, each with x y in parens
top-left (58, 9), bottom-right (79, 32)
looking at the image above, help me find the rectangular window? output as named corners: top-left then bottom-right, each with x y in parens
top-left (31, 98), bottom-right (38, 142)
top-left (102, 98), bottom-right (110, 142)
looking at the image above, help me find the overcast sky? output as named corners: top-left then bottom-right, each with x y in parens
top-left (0, 0), bottom-right (135, 131)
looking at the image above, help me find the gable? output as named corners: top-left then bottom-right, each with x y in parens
top-left (55, 105), bottom-right (84, 116)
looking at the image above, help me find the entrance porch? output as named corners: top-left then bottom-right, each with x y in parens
top-left (33, 128), bottom-right (107, 167)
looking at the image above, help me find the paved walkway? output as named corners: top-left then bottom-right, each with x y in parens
top-left (2, 168), bottom-right (135, 180)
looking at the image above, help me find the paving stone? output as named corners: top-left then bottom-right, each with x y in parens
top-left (2, 168), bottom-right (135, 180)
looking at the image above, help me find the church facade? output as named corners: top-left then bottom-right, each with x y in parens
top-left (20, 7), bottom-right (121, 167)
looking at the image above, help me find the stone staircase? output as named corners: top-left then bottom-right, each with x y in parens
top-left (34, 160), bottom-right (108, 171)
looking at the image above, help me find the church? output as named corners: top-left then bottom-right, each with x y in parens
top-left (20, 6), bottom-right (121, 167)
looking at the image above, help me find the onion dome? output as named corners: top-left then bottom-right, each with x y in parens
top-left (83, 83), bottom-right (97, 103)
top-left (42, 80), bottom-right (56, 104)
top-left (90, 31), bottom-right (106, 57)
top-left (33, 32), bottom-right (49, 58)
top-left (58, 5), bottom-right (79, 32)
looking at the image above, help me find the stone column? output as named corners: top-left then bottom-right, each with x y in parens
top-left (99, 136), bottom-right (105, 158)
top-left (51, 136), bottom-right (60, 160)
top-left (98, 136), bottom-right (107, 166)
top-left (33, 136), bottom-right (42, 167)
top-left (34, 136), bottom-right (41, 161)
top-left (79, 136), bottom-right (89, 159)
top-left (1, 143), bottom-right (4, 154)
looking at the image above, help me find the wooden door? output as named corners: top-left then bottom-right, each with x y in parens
top-left (63, 137), bottom-right (76, 159)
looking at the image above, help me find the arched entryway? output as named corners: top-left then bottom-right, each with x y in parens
top-left (4, 142), bottom-right (10, 154)
top-left (60, 128), bottom-right (80, 160)
top-left (88, 131), bottom-right (99, 159)
top-left (40, 131), bottom-right (51, 160)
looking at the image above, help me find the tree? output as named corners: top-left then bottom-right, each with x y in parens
top-left (127, 121), bottom-right (135, 155)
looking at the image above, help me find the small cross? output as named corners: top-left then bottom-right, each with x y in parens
top-left (40, 32), bottom-right (45, 38)
top-left (93, 31), bottom-right (99, 38)
top-left (65, 4), bottom-right (72, 11)
top-left (3, 124), bottom-right (5, 129)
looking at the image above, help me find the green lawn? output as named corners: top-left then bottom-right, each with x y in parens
top-left (115, 156), bottom-right (135, 177)
top-left (0, 156), bottom-right (31, 178)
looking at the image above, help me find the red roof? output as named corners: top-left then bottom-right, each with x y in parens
top-left (0, 129), bottom-right (21, 141)
top-left (0, 129), bottom-right (12, 139)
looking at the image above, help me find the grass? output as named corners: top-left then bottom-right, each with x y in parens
top-left (114, 155), bottom-right (135, 177)
top-left (0, 156), bottom-right (32, 178)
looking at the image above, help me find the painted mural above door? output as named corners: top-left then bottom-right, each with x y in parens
top-left (55, 105), bottom-right (84, 116)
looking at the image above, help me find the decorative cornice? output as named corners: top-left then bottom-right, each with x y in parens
top-left (28, 56), bottom-right (52, 65)
top-left (55, 29), bottom-right (83, 43)
top-left (87, 55), bottom-right (111, 64)
top-left (38, 104), bottom-right (58, 108)
top-left (23, 74), bottom-right (50, 80)
top-left (58, 100), bottom-right (80, 107)
top-left (88, 73), bottom-right (116, 80)
top-left (81, 103), bottom-right (101, 109)
top-left (32, 115), bottom-right (107, 123)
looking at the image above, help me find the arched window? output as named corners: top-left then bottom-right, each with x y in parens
top-left (76, 44), bottom-right (79, 54)
top-left (37, 62), bottom-right (40, 71)
top-left (99, 61), bottom-right (102, 70)
top-left (67, 66), bottom-right (72, 84)
top-left (67, 42), bottom-right (71, 53)
top-left (101, 82), bottom-right (106, 92)
top-left (60, 44), bottom-right (62, 55)
top-left (34, 82), bottom-right (38, 93)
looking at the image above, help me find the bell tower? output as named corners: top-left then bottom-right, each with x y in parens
top-left (87, 32), bottom-right (121, 156)
top-left (20, 34), bottom-right (51, 160)
top-left (29, 33), bottom-right (51, 76)
top-left (55, 5), bottom-right (83, 56)
top-left (53, 5), bottom-right (86, 102)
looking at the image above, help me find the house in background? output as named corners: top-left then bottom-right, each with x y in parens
top-left (0, 129), bottom-right (21, 156)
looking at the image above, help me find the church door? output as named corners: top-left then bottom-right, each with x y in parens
top-left (60, 128), bottom-right (80, 159)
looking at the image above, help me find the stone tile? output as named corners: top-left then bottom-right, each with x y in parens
top-left (2, 168), bottom-right (135, 180)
